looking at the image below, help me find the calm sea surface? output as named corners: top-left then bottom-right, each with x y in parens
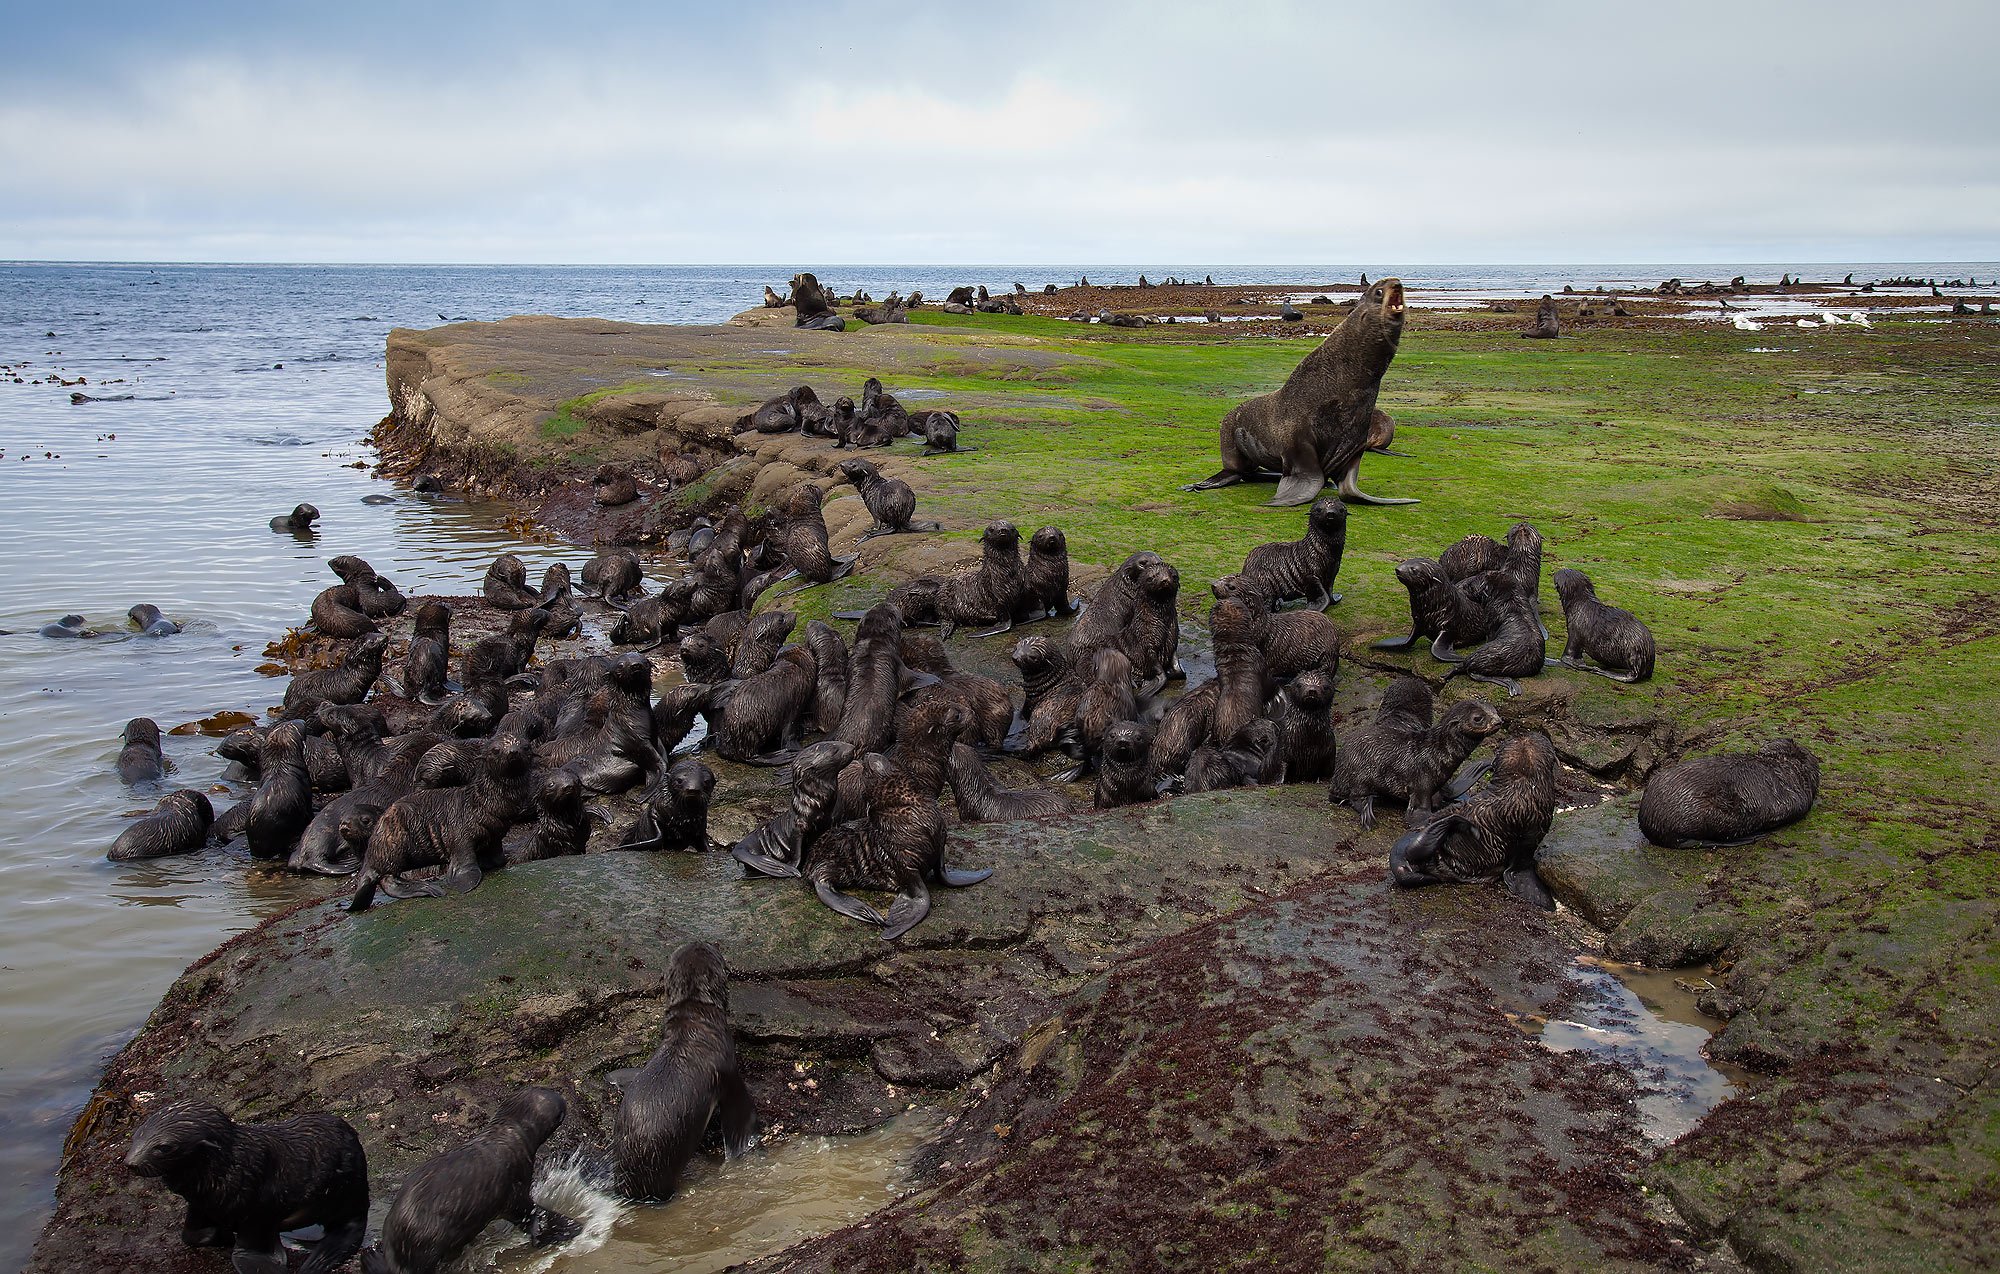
top-left (1, 260), bottom-right (1992, 1263)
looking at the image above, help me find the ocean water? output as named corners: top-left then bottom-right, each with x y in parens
top-left (0, 259), bottom-right (1992, 1267)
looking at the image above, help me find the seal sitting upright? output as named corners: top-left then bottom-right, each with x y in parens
top-left (1184, 277), bottom-right (1411, 506)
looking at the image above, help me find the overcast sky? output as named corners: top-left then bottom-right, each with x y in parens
top-left (2, 1), bottom-right (1994, 264)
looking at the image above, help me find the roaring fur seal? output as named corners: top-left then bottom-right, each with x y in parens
top-left (128, 603), bottom-right (181, 637)
top-left (109, 789), bottom-right (214, 861)
top-left (124, 1096), bottom-right (369, 1274)
top-left (482, 554), bottom-right (542, 610)
top-left (347, 734), bottom-right (532, 910)
top-left (1094, 719), bottom-right (1157, 808)
top-left (1391, 730), bottom-right (1558, 908)
top-left (1018, 526), bottom-right (1077, 621)
top-left (1184, 277), bottom-right (1411, 505)
top-left (1329, 681), bottom-right (1502, 828)
top-left (284, 632), bottom-right (387, 717)
top-left (360, 1087), bottom-right (572, 1274)
top-left (1522, 294), bottom-right (1560, 339)
top-left (611, 941), bottom-right (754, 1200)
top-left (731, 739), bottom-right (856, 877)
top-left (617, 758), bottom-right (720, 851)
top-left (836, 458), bottom-right (937, 540)
top-left (807, 753), bottom-right (991, 939)
top-left (1238, 496), bottom-right (1348, 608)
top-left (117, 716), bottom-right (165, 784)
top-left (1552, 568), bottom-right (1655, 682)
top-left (948, 742), bottom-right (1079, 821)
top-left (1638, 739), bottom-right (1820, 848)
top-left (270, 503), bottom-right (320, 534)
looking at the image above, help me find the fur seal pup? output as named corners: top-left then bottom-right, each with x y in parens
top-left (898, 635), bottom-right (1013, 749)
top-left (582, 549), bottom-right (646, 603)
top-left (732, 739), bottom-right (855, 877)
top-left (836, 458), bottom-right (937, 540)
top-left (247, 720), bottom-right (315, 861)
top-left (403, 601), bottom-right (452, 703)
top-left (1069, 647), bottom-right (1138, 777)
top-left (1638, 739), bottom-right (1820, 848)
top-left (360, 1088), bottom-right (572, 1274)
top-left (617, 758), bottom-right (720, 851)
top-left (125, 1096), bottom-right (369, 1274)
top-left (764, 284), bottom-right (789, 308)
top-left (1329, 681), bottom-right (1502, 828)
top-left (1184, 277), bottom-right (1411, 505)
top-left (1209, 641), bottom-right (1269, 752)
top-left (310, 584), bottom-right (377, 638)
top-left (1271, 667), bottom-right (1338, 782)
top-left (611, 941), bottom-right (754, 1200)
top-left (1438, 533), bottom-right (1508, 581)
top-left (292, 726), bottom-right (424, 877)
top-left (859, 376), bottom-right (912, 435)
top-left (776, 483), bottom-right (855, 586)
top-left (128, 603), bottom-right (181, 637)
top-left (730, 610), bottom-right (797, 679)
top-left (1095, 720), bottom-right (1157, 808)
top-left (807, 753), bottom-right (991, 939)
top-left (117, 716), bottom-right (165, 784)
top-left (887, 520), bottom-right (1024, 637)
top-left (283, 632), bottom-right (387, 717)
top-left (609, 580), bottom-right (693, 648)
top-left (1186, 719), bottom-right (1283, 793)
top-left (804, 620), bottom-right (849, 734)
top-left (948, 743), bottom-right (1079, 821)
top-left (1146, 681), bottom-right (1217, 783)
top-left (1010, 634), bottom-right (1085, 759)
top-left (331, 555), bottom-right (407, 618)
top-left (1552, 568), bottom-right (1655, 682)
top-left (706, 646), bottom-right (817, 763)
top-left (535, 563), bottom-right (584, 639)
top-left (38, 613), bottom-right (100, 638)
top-left (347, 734), bottom-right (532, 910)
top-left (1065, 550), bottom-right (1155, 665)
top-left (1391, 730), bottom-right (1558, 908)
top-left (676, 630), bottom-right (731, 685)
top-left (593, 464), bottom-right (639, 507)
top-left (915, 409), bottom-right (965, 454)
top-left (270, 503), bottom-right (320, 534)
top-left (1522, 294), bottom-right (1560, 338)
top-left (1371, 557), bottom-right (1493, 654)
top-left (483, 554), bottom-right (542, 610)
top-left (1116, 553), bottom-right (1183, 687)
top-left (742, 385), bottom-right (814, 435)
top-left (108, 789), bottom-right (214, 861)
top-left (1436, 572), bottom-right (1545, 696)
top-left (834, 604), bottom-right (920, 755)
top-left (1018, 526), bottom-right (1077, 621)
top-left (1237, 496), bottom-right (1349, 608)
top-left (653, 682), bottom-right (708, 755)
top-left (1209, 581), bottom-right (1339, 682)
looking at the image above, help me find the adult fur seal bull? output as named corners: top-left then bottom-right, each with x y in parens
top-left (1184, 277), bottom-right (1411, 505)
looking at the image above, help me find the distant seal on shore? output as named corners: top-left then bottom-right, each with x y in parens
top-left (1638, 739), bottom-right (1820, 847)
top-left (361, 1088), bottom-right (572, 1274)
top-left (124, 1096), bottom-right (369, 1274)
top-left (1184, 277), bottom-right (1411, 505)
top-left (611, 942), bottom-right (754, 1200)
top-left (1522, 294), bottom-right (1560, 339)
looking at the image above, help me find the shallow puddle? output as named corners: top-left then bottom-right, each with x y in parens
top-left (1539, 956), bottom-right (1749, 1144)
top-left (490, 1113), bottom-right (937, 1273)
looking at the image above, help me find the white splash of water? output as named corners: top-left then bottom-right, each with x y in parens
top-left (444, 1149), bottom-right (629, 1273)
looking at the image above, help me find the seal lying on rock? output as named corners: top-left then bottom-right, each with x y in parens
top-left (836, 458), bottom-right (937, 540)
top-left (1552, 568), bottom-right (1655, 682)
top-left (948, 743), bottom-right (1079, 822)
top-left (593, 464), bottom-right (639, 507)
top-left (1391, 730), bottom-right (1558, 908)
top-left (124, 1096), bottom-right (369, 1274)
top-left (1329, 680), bottom-right (1502, 828)
top-left (1237, 496), bottom-right (1349, 608)
top-left (310, 584), bottom-right (377, 638)
top-left (108, 789), bottom-right (214, 862)
top-left (790, 272), bottom-right (835, 328)
top-left (331, 556), bottom-right (407, 619)
top-left (347, 734), bottom-right (532, 910)
top-left (1638, 739), bottom-right (1820, 848)
top-left (887, 520), bottom-right (1023, 637)
top-left (1184, 277), bottom-right (1412, 505)
top-left (807, 753), bottom-right (992, 940)
top-left (1186, 719), bottom-right (1283, 793)
top-left (284, 633), bottom-right (387, 717)
top-left (611, 941), bottom-right (754, 1201)
top-left (617, 758), bottom-right (720, 852)
top-left (360, 1088), bottom-right (573, 1274)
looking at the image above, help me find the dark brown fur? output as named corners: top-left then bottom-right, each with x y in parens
top-left (1553, 568), bottom-right (1655, 682)
top-left (948, 743), bottom-right (1078, 821)
top-left (1392, 731), bottom-right (1559, 907)
top-left (611, 943), bottom-right (753, 1199)
top-left (108, 789), bottom-right (214, 861)
top-left (1329, 683), bottom-right (1502, 828)
top-left (1639, 739), bottom-right (1820, 848)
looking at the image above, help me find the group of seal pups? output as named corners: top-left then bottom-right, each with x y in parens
top-left (125, 939), bottom-right (755, 1273)
top-left (736, 373), bottom-right (968, 456)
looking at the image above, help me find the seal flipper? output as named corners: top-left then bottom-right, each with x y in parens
top-left (733, 838), bottom-right (800, 877)
top-left (936, 861), bottom-right (993, 887)
top-left (814, 879), bottom-right (885, 926)
top-left (603, 1067), bottom-right (641, 1087)
top-left (718, 1070), bottom-right (755, 1158)
top-left (1444, 760), bottom-right (1493, 801)
top-left (232, 1240), bottom-right (289, 1274)
top-left (298, 1216), bottom-right (365, 1274)
top-left (1267, 471), bottom-right (1325, 507)
top-left (442, 861), bottom-right (484, 894)
top-left (1430, 636), bottom-right (1466, 663)
top-left (1466, 672), bottom-right (1524, 697)
top-left (1503, 863), bottom-right (1555, 910)
top-left (1182, 467), bottom-right (1244, 492)
top-left (1388, 813), bottom-right (1456, 889)
top-left (1336, 458), bottom-right (1419, 506)
top-left (879, 880), bottom-right (932, 940)
top-left (1372, 632), bottom-right (1421, 651)
top-left (525, 1206), bottom-right (582, 1248)
top-left (968, 618), bottom-right (1014, 639)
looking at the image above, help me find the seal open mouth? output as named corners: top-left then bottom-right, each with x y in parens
top-left (1385, 280), bottom-right (1406, 316)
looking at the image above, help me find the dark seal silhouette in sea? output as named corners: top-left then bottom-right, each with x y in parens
top-left (116, 716), bottom-right (165, 784)
top-left (1184, 277), bottom-right (1411, 505)
top-left (108, 789), bottom-right (214, 861)
top-left (1552, 567), bottom-right (1655, 682)
top-left (1638, 738), bottom-right (1820, 848)
top-left (270, 503), bottom-right (320, 534)
top-left (1391, 730), bottom-right (1559, 908)
top-left (128, 603), bottom-right (181, 637)
top-left (610, 941), bottom-right (754, 1201)
top-left (360, 1087), bottom-right (573, 1274)
top-left (124, 1095), bottom-right (369, 1274)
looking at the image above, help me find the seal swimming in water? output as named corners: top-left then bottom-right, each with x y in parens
top-left (1184, 277), bottom-right (1411, 505)
top-left (610, 941), bottom-right (754, 1200)
top-left (1329, 680), bottom-right (1503, 829)
top-left (38, 613), bottom-right (100, 638)
top-left (124, 1095), bottom-right (369, 1274)
top-left (948, 743), bottom-right (1079, 822)
top-left (1237, 496), bottom-right (1349, 608)
top-left (1638, 739), bottom-right (1820, 848)
top-left (270, 503), bottom-right (320, 534)
top-left (108, 789), bottom-right (214, 861)
top-left (116, 716), bottom-right (165, 784)
top-left (128, 603), bottom-right (180, 637)
top-left (360, 1088), bottom-right (573, 1274)
top-left (1390, 730), bottom-right (1559, 908)
top-left (1552, 568), bottom-right (1655, 682)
